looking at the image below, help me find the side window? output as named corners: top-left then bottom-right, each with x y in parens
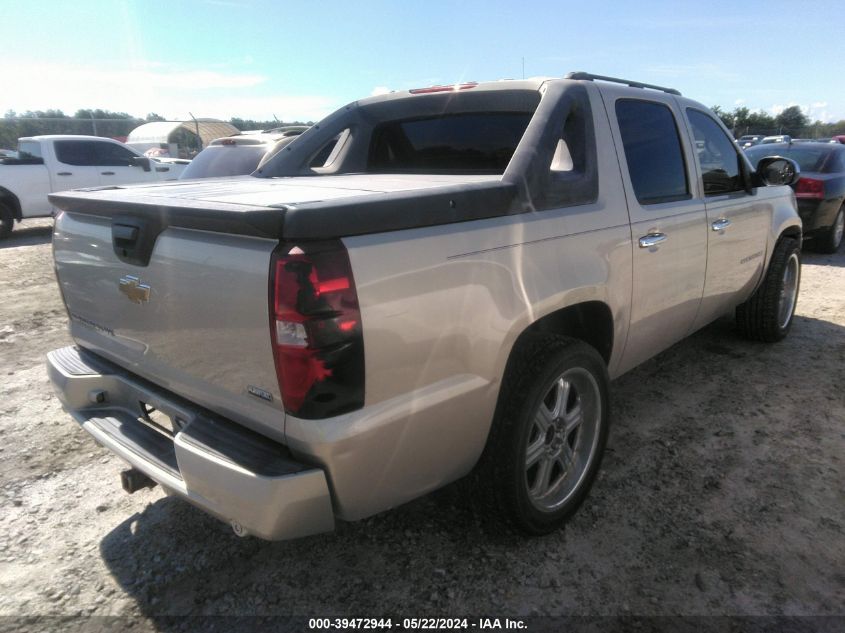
top-left (687, 109), bottom-right (745, 195)
top-left (54, 140), bottom-right (97, 166)
top-left (615, 99), bottom-right (689, 205)
top-left (94, 142), bottom-right (137, 166)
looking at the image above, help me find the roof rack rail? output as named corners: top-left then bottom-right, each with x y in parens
top-left (565, 72), bottom-right (681, 96)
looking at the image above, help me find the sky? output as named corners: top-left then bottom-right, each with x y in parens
top-left (2, 0), bottom-right (844, 123)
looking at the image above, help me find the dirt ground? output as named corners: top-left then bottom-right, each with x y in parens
top-left (0, 218), bottom-right (842, 631)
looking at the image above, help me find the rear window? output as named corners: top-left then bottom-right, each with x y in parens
top-left (745, 145), bottom-right (844, 173)
top-left (180, 145), bottom-right (269, 179)
top-left (17, 141), bottom-right (42, 159)
top-left (368, 112), bottom-right (533, 174)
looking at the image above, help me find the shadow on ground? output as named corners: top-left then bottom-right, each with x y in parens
top-left (99, 314), bottom-right (845, 625)
top-left (802, 245), bottom-right (845, 268)
top-left (0, 224), bottom-right (52, 249)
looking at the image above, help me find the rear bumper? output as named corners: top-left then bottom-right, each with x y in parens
top-left (47, 346), bottom-right (334, 541)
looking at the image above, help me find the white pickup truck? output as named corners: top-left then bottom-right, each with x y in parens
top-left (0, 135), bottom-right (188, 238)
top-left (47, 73), bottom-right (802, 540)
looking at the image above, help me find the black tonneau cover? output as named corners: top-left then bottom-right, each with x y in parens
top-left (48, 177), bottom-right (519, 241)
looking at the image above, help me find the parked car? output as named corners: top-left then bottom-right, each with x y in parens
top-left (736, 134), bottom-right (765, 148)
top-left (746, 142), bottom-right (845, 252)
top-left (0, 149), bottom-right (17, 159)
top-left (833, 135), bottom-right (845, 144)
top-left (179, 127), bottom-right (308, 180)
top-left (47, 73), bottom-right (801, 541)
top-left (0, 135), bottom-right (189, 238)
top-left (761, 135), bottom-right (792, 144)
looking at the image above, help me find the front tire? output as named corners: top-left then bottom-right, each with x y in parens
top-left (736, 236), bottom-right (801, 342)
top-left (476, 336), bottom-right (609, 535)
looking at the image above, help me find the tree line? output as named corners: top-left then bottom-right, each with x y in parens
top-left (2, 104), bottom-right (844, 151)
top-left (711, 104), bottom-right (845, 138)
top-left (0, 109), bottom-right (314, 149)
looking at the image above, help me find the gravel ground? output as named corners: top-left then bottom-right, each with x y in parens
top-left (0, 218), bottom-right (843, 631)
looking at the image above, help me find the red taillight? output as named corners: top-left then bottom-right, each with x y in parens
top-left (270, 241), bottom-right (364, 418)
top-left (409, 82), bottom-right (478, 94)
top-left (794, 177), bottom-right (824, 199)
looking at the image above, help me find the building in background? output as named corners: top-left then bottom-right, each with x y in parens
top-left (127, 119), bottom-right (239, 159)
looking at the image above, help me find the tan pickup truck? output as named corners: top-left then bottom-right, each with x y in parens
top-left (47, 73), bottom-right (802, 540)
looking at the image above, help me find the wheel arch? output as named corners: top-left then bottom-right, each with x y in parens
top-left (498, 301), bottom-right (614, 393)
top-left (0, 187), bottom-right (22, 221)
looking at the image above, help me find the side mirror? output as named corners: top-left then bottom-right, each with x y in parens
top-left (131, 156), bottom-right (152, 172)
top-left (756, 156), bottom-right (800, 186)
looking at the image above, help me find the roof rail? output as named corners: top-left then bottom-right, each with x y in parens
top-left (564, 72), bottom-right (681, 96)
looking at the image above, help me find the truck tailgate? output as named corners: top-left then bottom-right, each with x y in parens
top-left (53, 210), bottom-right (286, 438)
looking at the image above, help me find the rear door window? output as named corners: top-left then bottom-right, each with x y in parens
top-left (368, 112), bottom-right (533, 174)
top-left (615, 99), bottom-right (689, 204)
top-left (55, 140), bottom-right (97, 166)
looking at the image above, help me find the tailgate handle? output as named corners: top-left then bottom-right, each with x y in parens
top-left (113, 224), bottom-right (139, 245)
top-left (111, 217), bottom-right (162, 267)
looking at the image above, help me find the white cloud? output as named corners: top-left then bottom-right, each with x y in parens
top-left (734, 98), bottom-right (746, 106)
top-left (370, 86), bottom-right (391, 96)
top-left (0, 61), bottom-right (338, 121)
top-left (769, 101), bottom-right (832, 123)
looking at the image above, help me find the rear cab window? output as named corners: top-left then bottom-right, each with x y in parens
top-left (367, 112), bottom-right (533, 174)
top-left (256, 88), bottom-right (541, 178)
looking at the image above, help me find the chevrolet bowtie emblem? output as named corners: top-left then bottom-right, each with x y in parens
top-left (119, 275), bottom-right (151, 304)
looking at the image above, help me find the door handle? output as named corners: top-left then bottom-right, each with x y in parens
top-left (638, 232), bottom-right (667, 248)
top-left (57, 171), bottom-right (72, 176)
top-left (101, 171), bottom-right (115, 176)
top-left (711, 218), bottom-right (732, 231)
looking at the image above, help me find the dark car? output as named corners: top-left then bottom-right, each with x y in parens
top-left (746, 142), bottom-right (845, 252)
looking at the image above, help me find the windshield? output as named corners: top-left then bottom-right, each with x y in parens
top-left (180, 144), bottom-right (268, 179)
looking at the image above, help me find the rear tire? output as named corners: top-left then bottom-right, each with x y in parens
top-left (474, 335), bottom-right (609, 535)
top-left (0, 204), bottom-right (13, 239)
top-left (815, 205), bottom-right (844, 254)
top-left (736, 237), bottom-right (801, 342)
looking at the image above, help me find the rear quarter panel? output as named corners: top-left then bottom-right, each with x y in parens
top-left (286, 92), bottom-right (633, 519)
